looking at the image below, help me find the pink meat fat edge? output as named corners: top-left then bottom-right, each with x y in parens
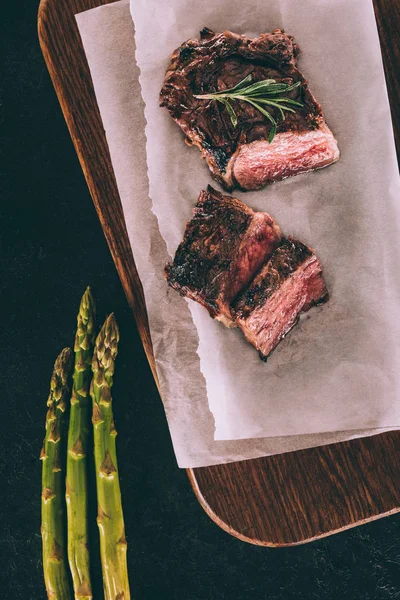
top-left (232, 125), bottom-right (340, 190)
top-left (236, 255), bottom-right (328, 358)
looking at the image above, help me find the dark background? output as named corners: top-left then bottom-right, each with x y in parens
top-left (1, 2), bottom-right (400, 599)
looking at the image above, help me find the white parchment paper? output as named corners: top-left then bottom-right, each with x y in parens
top-left (129, 0), bottom-right (400, 440)
top-left (76, 1), bottom-right (399, 467)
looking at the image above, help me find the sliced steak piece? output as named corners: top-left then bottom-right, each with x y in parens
top-left (160, 28), bottom-right (339, 191)
top-left (164, 186), bottom-right (282, 325)
top-left (232, 238), bottom-right (328, 359)
top-left (232, 124), bottom-right (339, 190)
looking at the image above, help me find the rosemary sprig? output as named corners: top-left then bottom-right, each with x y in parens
top-left (194, 75), bottom-right (303, 143)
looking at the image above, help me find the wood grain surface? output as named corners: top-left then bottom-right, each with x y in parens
top-left (38, 0), bottom-right (400, 546)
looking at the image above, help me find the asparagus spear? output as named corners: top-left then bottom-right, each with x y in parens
top-left (66, 287), bottom-right (96, 600)
top-left (41, 347), bottom-right (74, 600)
top-left (91, 314), bottom-right (131, 600)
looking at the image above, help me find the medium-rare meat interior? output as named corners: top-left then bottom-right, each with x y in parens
top-left (165, 186), bottom-right (282, 325)
top-left (165, 188), bottom-right (328, 359)
top-left (232, 238), bottom-right (328, 360)
top-left (160, 28), bottom-right (339, 192)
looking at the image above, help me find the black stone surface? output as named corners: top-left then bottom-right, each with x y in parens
top-left (1, 3), bottom-right (399, 599)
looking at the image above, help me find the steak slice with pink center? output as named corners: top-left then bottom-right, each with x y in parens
top-left (165, 186), bottom-right (282, 324)
top-left (232, 237), bottom-right (328, 359)
top-left (232, 124), bottom-right (339, 190)
top-left (160, 28), bottom-right (339, 192)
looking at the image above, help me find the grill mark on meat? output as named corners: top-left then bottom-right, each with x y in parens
top-left (160, 28), bottom-right (339, 191)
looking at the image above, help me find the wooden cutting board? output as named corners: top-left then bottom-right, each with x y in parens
top-left (38, 0), bottom-right (400, 546)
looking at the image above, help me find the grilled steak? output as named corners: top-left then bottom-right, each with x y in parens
top-left (160, 28), bottom-right (339, 191)
top-left (164, 186), bottom-right (282, 325)
top-left (232, 238), bottom-right (328, 359)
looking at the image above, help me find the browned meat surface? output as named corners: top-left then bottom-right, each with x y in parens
top-left (160, 28), bottom-right (339, 191)
top-left (164, 186), bottom-right (282, 324)
top-left (232, 238), bottom-right (328, 359)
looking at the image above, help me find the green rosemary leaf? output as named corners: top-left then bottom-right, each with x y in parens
top-left (219, 98), bottom-right (238, 128)
top-left (249, 98), bottom-right (288, 121)
top-left (267, 81), bottom-right (301, 95)
top-left (245, 99), bottom-right (277, 126)
top-left (245, 99), bottom-right (278, 143)
top-left (268, 123), bottom-right (277, 143)
top-left (270, 98), bottom-right (304, 108)
top-left (211, 74), bottom-right (253, 96)
top-left (248, 81), bottom-right (302, 97)
top-left (281, 81), bottom-right (302, 93)
top-left (234, 79), bottom-right (278, 95)
top-left (244, 97), bottom-right (297, 118)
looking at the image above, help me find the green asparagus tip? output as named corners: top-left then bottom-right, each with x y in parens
top-left (80, 287), bottom-right (96, 324)
top-left (93, 314), bottom-right (119, 384)
top-left (76, 288), bottom-right (96, 353)
top-left (48, 348), bottom-right (73, 408)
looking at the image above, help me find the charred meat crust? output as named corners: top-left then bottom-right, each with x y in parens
top-left (164, 187), bottom-right (252, 316)
top-left (160, 28), bottom-right (327, 190)
top-left (164, 186), bottom-right (282, 319)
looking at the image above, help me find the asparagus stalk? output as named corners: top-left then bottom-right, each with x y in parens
top-left (66, 287), bottom-right (96, 600)
top-left (90, 314), bottom-right (130, 600)
top-left (41, 347), bottom-right (74, 600)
